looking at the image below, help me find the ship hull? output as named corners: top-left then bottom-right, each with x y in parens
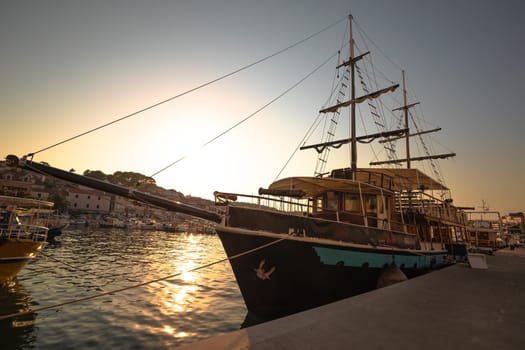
top-left (217, 226), bottom-right (448, 319)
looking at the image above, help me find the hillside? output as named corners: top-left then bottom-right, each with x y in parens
top-left (82, 169), bottom-right (215, 209)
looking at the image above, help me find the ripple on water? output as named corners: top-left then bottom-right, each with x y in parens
top-left (1, 228), bottom-right (247, 349)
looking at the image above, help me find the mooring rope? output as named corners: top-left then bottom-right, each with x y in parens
top-left (0, 237), bottom-right (285, 321)
top-left (39, 251), bottom-right (109, 280)
top-left (38, 251), bottom-right (141, 288)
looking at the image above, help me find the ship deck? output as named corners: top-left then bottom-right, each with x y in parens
top-left (177, 247), bottom-right (525, 349)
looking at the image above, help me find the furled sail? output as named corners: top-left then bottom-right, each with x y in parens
top-left (319, 84), bottom-right (399, 114)
top-left (301, 128), bottom-right (408, 154)
top-left (369, 153), bottom-right (456, 166)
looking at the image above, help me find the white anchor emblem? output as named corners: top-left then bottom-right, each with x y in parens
top-left (254, 259), bottom-right (276, 280)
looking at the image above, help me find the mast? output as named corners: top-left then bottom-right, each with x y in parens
top-left (369, 73), bottom-right (456, 167)
top-left (306, 15), bottom-right (400, 170)
top-left (402, 71), bottom-right (410, 168)
top-left (349, 14), bottom-right (357, 179)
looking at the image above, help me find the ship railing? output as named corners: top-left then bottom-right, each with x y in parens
top-left (215, 191), bottom-right (396, 225)
top-left (0, 224), bottom-right (48, 242)
top-left (215, 191), bottom-right (421, 239)
top-left (389, 219), bottom-right (418, 235)
top-left (214, 191), bottom-right (311, 214)
top-left (396, 191), bottom-right (466, 223)
top-left (220, 197), bottom-right (420, 249)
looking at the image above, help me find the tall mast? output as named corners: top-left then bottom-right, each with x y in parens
top-left (349, 15), bottom-right (357, 178)
top-left (370, 73), bottom-right (457, 168)
top-left (310, 15), bottom-right (400, 171)
top-left (402, 70), bottom-right (410, 168)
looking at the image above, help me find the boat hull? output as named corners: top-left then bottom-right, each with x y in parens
top-left (216, 226), bottom-right (448, 319)
top-left (0, 238), bottom-right (47, 283)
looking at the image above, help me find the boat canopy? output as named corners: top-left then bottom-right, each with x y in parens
top-left (268, 176), bottom-right (393, 198)
top-left (268, 168), bottom-right (447, 199)
top-left (359, 168), bottom-right (448, 191)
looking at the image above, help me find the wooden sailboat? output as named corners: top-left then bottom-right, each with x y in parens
top-left (5, 15), bottom-right (467, 318)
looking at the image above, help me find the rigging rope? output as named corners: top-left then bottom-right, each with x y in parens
top-left (274, 113), bottom-right (325, 181)
top-left (273, 62), bottom-right (344, 181)
top-left (0, 237), bottom-right (285, 321)
top-left (352, 17), bottom-right (403, 72)
top-left (149, 50), bottom-right (339, 178)
top-left (40, 251), bottom-right (107, 279)
top-left (26, 15), bottom-right (347, 158)
top-left (276, 28), bottom-right (349, 180)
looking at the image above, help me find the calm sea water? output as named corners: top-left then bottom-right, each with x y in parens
top-left (0, 227), bottom-right (250, 349)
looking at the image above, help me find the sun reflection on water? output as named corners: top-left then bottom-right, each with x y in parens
top-left (162, 324), bottom-right (191, 339)
top-left (148, 233), bottom-right (221, 339)
top-left (178, 260), bottom-right (197, 283)
top-left (3, 229), bottom-right (245, 349)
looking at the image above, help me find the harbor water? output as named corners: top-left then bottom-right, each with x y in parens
top-left (0, 227), bottom-right (249, 349)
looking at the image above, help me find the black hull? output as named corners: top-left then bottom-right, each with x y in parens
top-left (445, 243), bottom-right (468, 260)
top-left (217, 228), bottom-right (446, 319)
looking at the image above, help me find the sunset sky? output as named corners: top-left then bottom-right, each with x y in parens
top-left (1, 0), bottom-right (523, 214)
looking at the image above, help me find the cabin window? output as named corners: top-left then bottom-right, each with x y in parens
top-left (326, 192), bottom-right (338, 211)
top-left (314, 197), bottom-right (323, 212)
top-left (344, 194), bottom-right (360, 212)
top-left (365, 195), bottom-right (377, 214)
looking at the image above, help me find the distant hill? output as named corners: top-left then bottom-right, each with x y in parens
top-left (0, 162), bottom-right (215, 212)
top-left (82, 169), bottom-right (215, 210)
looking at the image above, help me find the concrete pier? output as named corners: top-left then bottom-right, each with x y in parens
top-left (177, 248), bottom-right (525, 349)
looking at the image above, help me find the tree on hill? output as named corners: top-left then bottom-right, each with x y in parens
top-left (83, 170), bottom-right (156, 187)
top-left (108, 171), bottom-right (156, 187)
top-left (81, 169), bottom-right (186, 199)
top-left (83, 170), bottom-right (108, 181)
